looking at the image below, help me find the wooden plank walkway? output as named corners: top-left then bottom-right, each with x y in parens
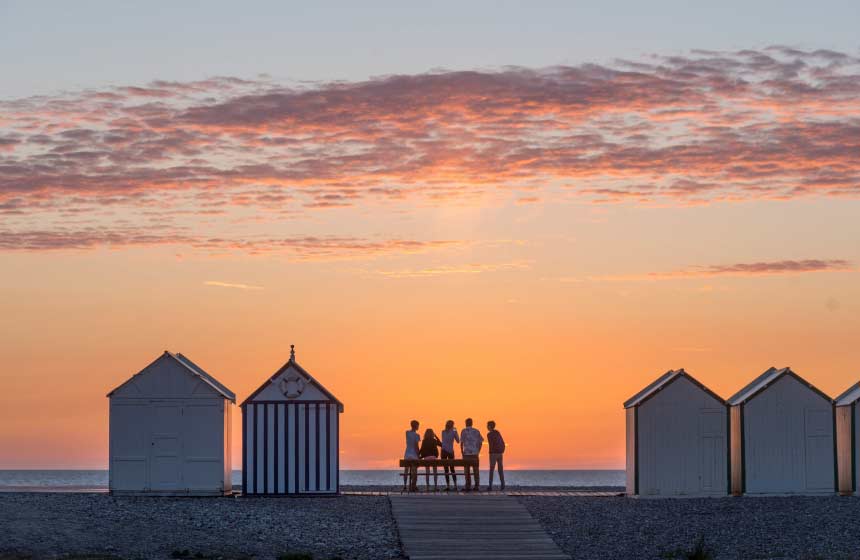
top-left (390, 494), bottom-right (570, 560)
top-left (345, 490), bottom-right (620, 497)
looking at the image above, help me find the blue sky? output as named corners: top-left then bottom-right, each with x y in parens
top-left (2, 0), bottom-right (859, 98)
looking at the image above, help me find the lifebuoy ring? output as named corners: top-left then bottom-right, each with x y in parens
top-left (279, 371), bottom-right (306, 398)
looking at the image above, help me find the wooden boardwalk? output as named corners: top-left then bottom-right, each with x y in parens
top-left (390, 494), bottom-right (571, 560)
top-left (346, 489), bottom-right (620, 497)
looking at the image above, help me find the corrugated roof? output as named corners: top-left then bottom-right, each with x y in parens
top-left (834, 381), bottom-right (860, 406)
top-left (106, 351), bottom-right (236, 402)
top-left (727, 366), bottom-right (831, 406)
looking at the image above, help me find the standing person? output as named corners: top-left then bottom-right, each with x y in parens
top-left (486, 420), bottom-right (506, 491)
top-left (419, 428), bottom-right (442, 489)
top-left (404, 420), bottom-right (421, 491)
top-left (440, 420), bottom-right (460, 491)
top-left (460, 418), bottom-right (484, 491)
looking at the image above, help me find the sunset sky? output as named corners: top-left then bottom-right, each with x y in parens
top-left (2, 1), bottom-right (860, 470)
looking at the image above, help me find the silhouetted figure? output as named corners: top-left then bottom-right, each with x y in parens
top-left (404, 420), bottom-right (420, 491)
top-left (441, 420), bottom-right (460, 490)
top-left (460, 418), bottom-right (484, 491)
top-left (419, 428), bottom-right (442, 489)
top-left (487, 420), bottom-right (506, 491)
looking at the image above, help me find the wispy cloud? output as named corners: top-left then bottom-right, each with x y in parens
top-left (590, 259), bottom-right (853, 282)
top-left (370, 261), bottom-right (531, 278)
top-left (672, 259), bottom-right (853, 277)
top-left (0, 227), bottom-right (461, 260)
top-left (204, 280), bottom-right (264, 291)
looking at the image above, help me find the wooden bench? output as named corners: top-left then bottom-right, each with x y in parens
top-left (399, 458), bottom-right (479, 491)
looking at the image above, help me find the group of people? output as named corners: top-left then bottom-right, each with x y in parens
top-left (403, 418), bottom-right (506, 492)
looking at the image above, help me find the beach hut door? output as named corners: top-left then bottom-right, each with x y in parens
top-left (804, 409), bottom-right (833, 490)
top-left (149, 403), bottom-right (183, 491)
top-left (699, 410), bottom-right (725, 492)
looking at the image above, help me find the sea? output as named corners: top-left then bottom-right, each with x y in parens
top-left (0, 470), bottom-right (624, 492)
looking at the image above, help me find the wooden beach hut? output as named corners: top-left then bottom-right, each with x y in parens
top-left (242, 345), bottom-right (344, 495)
top-left (728, 367), bottom-right (835, 495)
top-left (624, 369), bottom-right (729, 497)
top-left (835, 382), bottom-right (860, 495)
top-left (107, 351), bottom-right (236, 496)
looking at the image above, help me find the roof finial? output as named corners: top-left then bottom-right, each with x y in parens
top-left (290, 344), bottom-right (295, 362)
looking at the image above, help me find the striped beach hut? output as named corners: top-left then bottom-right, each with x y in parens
top-left (242, 346), bottom-right (344, 495)
top-left (107, 351), bottom-right (235, 496)
top-left (728, 367), bottom-right (835, 495)
top-left (624, 369), bottom-right (729, 497)
top-left (835, 382), bottom-right (860, 495)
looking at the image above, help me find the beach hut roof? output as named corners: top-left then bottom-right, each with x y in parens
top-left (727, 366), bottom-right (829, 406)
top-left (834, 382), bottom-right (860, 406)
top-left (107, 351), bottom-right (236, 402)
top-left (624, 368), bottom-right (725, 409)
top-left (241, 346), bottom-right (344, 411)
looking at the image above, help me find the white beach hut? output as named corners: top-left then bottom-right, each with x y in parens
top-left (107, 351), bottom-right (236, 495)
top-left (242, 346), bottom-right (344, 495)
top-left (834, 382), bottom-right (860, 495)
top-left (624, 369), bottom-right (729, 497)
top-left (728, 367), bottom-right (835, 495)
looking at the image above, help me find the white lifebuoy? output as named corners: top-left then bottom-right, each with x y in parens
top-left (279, 372), bottom-right (306, 398)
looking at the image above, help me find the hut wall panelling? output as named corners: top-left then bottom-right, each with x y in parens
top-left (636, 376), bottom-right (727, 496)
top-left (108, 352), bottom-right (235, 496)
top-left (243, 401), bottom-right (339, 494)
top-left (625, 407), bottom-right (636, 495)
top-left (743, 374), bottom-right (834, 494)
top-left (836, 405), bottom-right (853, 494)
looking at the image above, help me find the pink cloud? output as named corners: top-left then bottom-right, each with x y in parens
top-left (1, 47), bottom-right (859, 252)
top-left (0, 227), bottom-right (461, 260)
top-left (590, 259), bottom-right (853, 282)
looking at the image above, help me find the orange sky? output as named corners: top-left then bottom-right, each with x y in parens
top-left (2, 48), bottom-right (860, 469)
top-left (1, 196), bottom-right (859, 469)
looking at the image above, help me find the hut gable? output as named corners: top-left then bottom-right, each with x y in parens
top-left (108, 351), bottom-right (235, 402)
top-left (728, 367), bottom-right (829, 406)
top-left (624, 369), bottom-right (726, 409)
top-left (242, 348), bottom-right (344, 411)
top-left (834, 382), bottom-right (860, 406)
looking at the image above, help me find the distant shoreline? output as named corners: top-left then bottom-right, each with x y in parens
top-left (0, 468), bottom-right (626, 492)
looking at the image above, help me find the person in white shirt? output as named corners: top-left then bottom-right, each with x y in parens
top-left (404, 420), bottom-right (420, 491)
top-left (440, 420), bottom-right (460, 490)
top-left (459, 417), bottom-right (484, 491)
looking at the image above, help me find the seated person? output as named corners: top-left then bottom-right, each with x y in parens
top-left (418, 428), bottom-right (442, 489)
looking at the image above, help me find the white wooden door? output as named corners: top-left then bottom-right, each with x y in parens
top-left (183, 403), bottom-right (223, 491)
top-left (110, 402), bottom-right (149, 491)
top-left (150, 403), bottom-right (183, 491)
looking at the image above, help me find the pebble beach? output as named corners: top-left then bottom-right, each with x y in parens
top-left (4, 491), bottom-right (860, 559)
top-left (0, 493), bottom-right (401, 560)
top-left (522, 494), bottom-right (860, 560)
